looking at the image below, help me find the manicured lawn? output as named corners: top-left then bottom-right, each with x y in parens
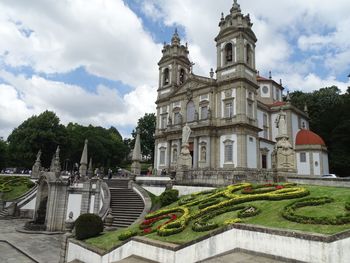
top-left (85, 184), bottom-right (350, 251)
top-left (0, 176), bottom-right (35, 200)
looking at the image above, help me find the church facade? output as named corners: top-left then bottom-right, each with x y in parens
top-left (154, 1), bottom-right (329, 177)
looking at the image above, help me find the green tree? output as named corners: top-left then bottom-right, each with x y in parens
top-left (65, 123), bottom-right (127, 170)
top-left (0, 138), bottom-right (8, 170)
top-left (7, 111), bottom-right (67, 168)
top-left (132, 113), bottom-right (156, 162)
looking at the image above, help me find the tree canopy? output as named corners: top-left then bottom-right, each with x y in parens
top-left (4, 111), bottom-right (128, 171)
top-left (131, 113), bottom-right (156, 162)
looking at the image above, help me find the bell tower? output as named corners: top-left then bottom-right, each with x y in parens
top-left (157, 29), bottom-right (191, 99)
top-left (215, 0), bottom-right (257, 83)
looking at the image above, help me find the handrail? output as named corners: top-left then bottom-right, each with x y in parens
top-left (131, 182), bottom-right (152, 224)
top-left (98, 181), bottom-right (111, 220)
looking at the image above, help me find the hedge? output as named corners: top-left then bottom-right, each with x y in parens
top-left (75, 213), bottom-right (104, 240)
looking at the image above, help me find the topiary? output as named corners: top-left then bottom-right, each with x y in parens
top-left (75, 213), bottom-right (104, 240)
top-left (159, 189), bottom-right (179, 207)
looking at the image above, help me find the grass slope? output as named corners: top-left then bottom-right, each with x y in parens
top-left (86, 184), bottom-right (350, 251)
top-left (0, 176), bottom-right (35, 200)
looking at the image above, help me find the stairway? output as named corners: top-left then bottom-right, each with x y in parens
top-left (106, 179), bottom-right (145, 228)
top-left (0, 208), bottom-right (8, 218)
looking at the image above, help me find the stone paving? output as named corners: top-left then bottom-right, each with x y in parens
top-left (0, 218), bottom-right (63, 263)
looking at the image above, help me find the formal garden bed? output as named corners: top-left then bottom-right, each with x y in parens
top-left (85, 183), bottom-right (350, 251)
top-left (0, 176), bottom-right (35, 200)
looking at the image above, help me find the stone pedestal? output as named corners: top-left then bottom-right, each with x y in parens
top-left (131, 161), bottom-right (141, 176)
top-left (177, 144), bottom-right (192, 170)
top-left (272, 137), bottom-right (296, 171)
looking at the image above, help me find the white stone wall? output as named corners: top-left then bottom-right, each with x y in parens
top-left (271, 113), bottom-right (278, 142)
top-left (20, 196), bottom-right (36, 210)
top-left (297, 152), bottom-right (310, 175)
top-left (257, 109), bottom-right (264, 137)
top-left (66, 194), bottom-right (82, 220)
top-left (143, 185), bottom-right (215, 197)
top-left (291, 113), bottom-right (299, 145)
top-left (322, 152), bottom-right (329, 175)
top-left (247, 136), bottom-right (257, 168)
top-left (313, 152), bottom-right (321, 176)
top-left (67, 227), bottom-right (350, 263)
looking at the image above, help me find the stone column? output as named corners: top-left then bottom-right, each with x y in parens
top-left (167, 140), bottom-right (172, 169)
top-left (193, 137), bottom-right (198, 169)
top-left (207, 136), bottom-right (211, 167)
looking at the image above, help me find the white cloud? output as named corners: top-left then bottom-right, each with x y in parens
top-left (142, 0), bottom-right (350, 86)
top-left (0, 0), bottom-right (161, 87)
top-left (0, 70), bottom-right (157, 138)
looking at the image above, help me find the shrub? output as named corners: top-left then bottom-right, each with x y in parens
top-left (75, 213), bottom-right (104, 240)
top-left (159, 189), bottom-right (179, 207)
top-left (118, 229), bottom-right (138, 241)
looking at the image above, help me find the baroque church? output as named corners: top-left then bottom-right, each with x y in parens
top-left (153, 0), bottom-right (329, 178)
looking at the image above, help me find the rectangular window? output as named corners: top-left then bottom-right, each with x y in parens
top-left (224, 102), bottom-right (233, 118)
top-left (201, 106), bottom-right (208, 120)
top-left (161, 115), bottom-right (167, 129)
top-left (159, 149), bottom-right (166, 165)
top-left (300, 152), bottom-right (306, 163)
top-left (261, 154), bottom-right (267, 169)
top-left (224, 143), bottom-right (233, 162)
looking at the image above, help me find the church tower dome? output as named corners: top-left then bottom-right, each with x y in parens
top-left (157, 29), bottom-right (191, 100)
top-left (215, 0), bottom-right (257, 83)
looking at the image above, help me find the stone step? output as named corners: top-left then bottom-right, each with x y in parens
top-left (110, 204), bottom-right (144, 211)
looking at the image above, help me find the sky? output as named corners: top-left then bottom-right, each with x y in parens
top-left (0, 0), bottom-right (350, 140)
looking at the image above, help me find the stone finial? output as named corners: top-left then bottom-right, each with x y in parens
top-left (87, 157), bottom-right (93, 179)
top-left (279, 79), bottom-right (283, 86)
top-left (171, 28), bottom-right (180, 46)
top-left (32, 150), bottom-right (42, 179)
top-left (79, 139), bottom-right (88, 179)
top-left (286, 91), bottom-right (291, 103)
top-left (269, 71), bottom-right (272, 79)
top-left (210, 68), bottom-right (214, 79)
top-left (231, 0), bottom-right (241, 13)
top-left (304, 103), bottom-right (308, 113)
top-left (132, 131), bottom-right (141, 162)
top-left (65, 211), bottom-right (74, 232)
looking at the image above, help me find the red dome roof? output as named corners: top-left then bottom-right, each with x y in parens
top-left (295, 129), bottom-right (325, 146)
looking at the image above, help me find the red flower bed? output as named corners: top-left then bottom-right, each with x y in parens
top-left (275, 185), bottom-right (284, 189)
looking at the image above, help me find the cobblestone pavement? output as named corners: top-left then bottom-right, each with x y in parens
top-left (0, 218), bottom-right (63, 263)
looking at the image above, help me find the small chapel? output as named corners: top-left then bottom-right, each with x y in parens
top-left (153, 0), bottom-right (329, 178)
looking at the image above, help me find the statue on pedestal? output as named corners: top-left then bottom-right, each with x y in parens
top-left (272, 109), bottom-right (296, 170)
top-left (177, 123), bottom-right (192, 169)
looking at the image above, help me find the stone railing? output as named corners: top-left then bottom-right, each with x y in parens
top-left (287, 176), bottom-right (350, 188)
top-left (98, 181), bottom-right (110, 220)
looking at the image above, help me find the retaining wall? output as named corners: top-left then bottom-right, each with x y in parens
top-left (66, 224), bottom-right (350, 263)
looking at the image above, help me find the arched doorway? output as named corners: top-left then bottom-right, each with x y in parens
top-left (34, 179), bottom-right (49, 225)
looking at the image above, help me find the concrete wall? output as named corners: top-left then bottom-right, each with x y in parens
top-left (297, 152), bottom-right (310, 175)
top-left (66, 225), bottom-right (350, 263)
top-left (66, 194), bottom-right (82, 220)
top-left (287, 176), bottom-right (350, 188)
top-left (143, 185), bottom-right (215, 197)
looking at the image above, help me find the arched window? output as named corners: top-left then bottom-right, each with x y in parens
top-left (179, 68), bottom-right (186, 84)
top-left (186, 101), bottom-right (195, 122)
top-left (225, 43), bottom-right (233, 64)
top-left (163, 68), bottom-right (169, 86)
